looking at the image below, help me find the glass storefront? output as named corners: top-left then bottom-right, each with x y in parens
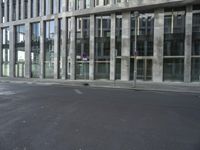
top-left (163, 58), bottom-right (184, 81)
top-left (191, 12), bottom-right (200, 81)
top-left (2, 27), bottom-right (10, 77)
top-left (95, 15), bottom-right (111, 79)
top-left (130, 12), bottom-right (154, 80)
top-left (15, 25), bottom-right (25, 78)
top-left (163, 8), bottom-right (185, 81)
top-left (31, 22), bottom-right (40, 78)
top-left (44, 20), bottom-right (54, 78)
top-left (75, 17), bottom-right (90, 80)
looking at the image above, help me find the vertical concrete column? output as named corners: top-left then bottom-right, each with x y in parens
top-left (121, 12), bottom-right (131, 81)
top-left (33, 0), bottom-right (38, 17)
top-left (41, 0), bottom-right (44, 16)
top-left (28, 0), bottom-right (31, 18)
top-left (21, 0), bottom-right (25, 19)
top-left (90, 0), bottom-right (94, 8)
top-left (153, 9), bottom-right (164, 82)
top-left (70, 0), bottom-right (75, 11)
top-left (110, 13), bottom-right (116, 80)
top-left (9, 26), bottom-right (15, 78)
top-left (62, 0), bottom-right (67, 12)
top-left (111, 0), bottom-right (115, 5)
top-left (25, 23), bottom-right (31, 78)
top-left (9, 0), bottom-right (13, 21)
top-left (40, 20), bottom-right (44, 79)
top-left (49, 0), bottom-right (53, 14)
top-left (0, 27), bottom-right (2, 76)
top-left (80, 0), bottom-right (84, 10)
top-left (16, 0), bottom-right (19, 20)
top-left (61, 17), bottom-right (67, 79)
top-left (184, 5), bottom-right (193, 83)
top-left (89, 15), bottom-right (95, 80)
top-left (53, 0), bottom-right (58, 14)
top-left (69, 16), bottom-right (76, 80)
top-left (54, 18), bottom-right (59, 79)
top-left (4, 0), bottom-right (8, 22)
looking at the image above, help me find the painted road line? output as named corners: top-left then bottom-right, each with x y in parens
top-left (74, 89), bottom-right (83, 95)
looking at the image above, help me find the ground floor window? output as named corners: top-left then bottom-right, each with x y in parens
top-left (76, 61), bottom-right (89, 80)
top-left (2, 48), bottom-right (10, 77)
top-left (15, 47), bottom-right (25, 78)
top-left (163, 58), bottom-right (184, 81)
top-left (115, 58), bottom-right (121, 80)
top-left (31, 45), bottom-right (40, 78)
top-left (95, 61), bottom-right (110, 79)
top-left (191, 58), bottom-right (200, 82)
top-left (130, 58), bottom-right (152, 81)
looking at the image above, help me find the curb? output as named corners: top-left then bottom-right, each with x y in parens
top-left (0, 79), bottom-right (200, 94)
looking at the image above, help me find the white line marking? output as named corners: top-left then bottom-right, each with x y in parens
top-left (74, 89), bottom-right (83, 95)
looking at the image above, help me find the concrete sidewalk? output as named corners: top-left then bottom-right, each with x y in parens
top-left (0, 77), bottom-right (200, 93)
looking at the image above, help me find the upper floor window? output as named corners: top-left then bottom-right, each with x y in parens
top-left (15, 25), bottom-right (25, 44)
top-left (2, 27), bottom-right (9, 45)
top-left (84, 0), bottom-right (90, 9)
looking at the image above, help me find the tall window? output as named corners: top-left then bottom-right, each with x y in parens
top-left (12, 0), bottom-right (16, 21)
top-left (19, 0), bottom-right (21, 20)
top-left (31, 22), bottom-right (40, 78)
top-left (1, 27), bottom-right (10, 76)
top-left (24, 0), bottom-right (28, 19)
top-left (104, 0), bottom-right (110, 5)
top-left (191, 12), bottom-right (200, 81)
top-left (44, 20), bottom-right (54, 78)
top-left (37, 0), bottom-right (40, 16)
top-left (84, 0), bottom-right (90, 9)
top-left (44, 0), bottom-right (50, 15)
top-left (15, 25), bottom-right (25, 77)
top-left (75, 0), bottom-right (80, 10)
top-left (7, 0), bottom-right (9, 21)
top-left (58, 0), bottom-right (62, 13)
top-left (31, 0), bottom-right (33, 17)
top-left (1, 1), bottom-right (5, 23)
top-left (95, 15), bottom-right (111, 79)
top-left (163, 8), bottom-right (185, 81)
top-left (75, 17), bottom-right (90, 79)
top-left (130, 12), bottom-right (154, 81)
top-left (115, 14), bottom-right (122, 80)
top-left (58, 19), bottom-right (63, 78)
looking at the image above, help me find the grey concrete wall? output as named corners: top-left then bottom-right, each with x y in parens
top-left (61, 17), bottom-right (67, 79)
top-left (121, 12), bottom-right (130, 81)
top-left (184, 5), bottom-right (193, 83)
top-left (89, 15), bottom-right (95, 80)
top-left (54, 17), bottom-right (59, 79)
top-left (9, 25), bottom-right (15, 77)
top-left (110, 13), bottom-right (116, 81)
top-left (40, 20), bottom-right (44, 79)
top-left (153, 9), bottom-right (164, 82)
top-left (69, 16), bottom-right (76, 80)
top-left (25, 23), bottom-right (31, 78)
top-left (4, 0), bottom-right (8, 22)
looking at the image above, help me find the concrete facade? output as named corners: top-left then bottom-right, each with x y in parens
top-left (0, 0), bottom-right (199, 83)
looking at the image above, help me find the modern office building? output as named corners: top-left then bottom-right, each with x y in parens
top-left (0, 0), bottom-right (199, 83)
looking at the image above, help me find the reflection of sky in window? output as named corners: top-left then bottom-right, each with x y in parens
top-left (46, 21), bottom-right (54, 39)
top-left (16, 25), bottom-right (25, 43)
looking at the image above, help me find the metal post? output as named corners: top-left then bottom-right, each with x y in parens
top-left (133, 11), bottom-right (139, 88)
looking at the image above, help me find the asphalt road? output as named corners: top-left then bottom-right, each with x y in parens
top-left (0, 82), bottom-right (200, 150)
